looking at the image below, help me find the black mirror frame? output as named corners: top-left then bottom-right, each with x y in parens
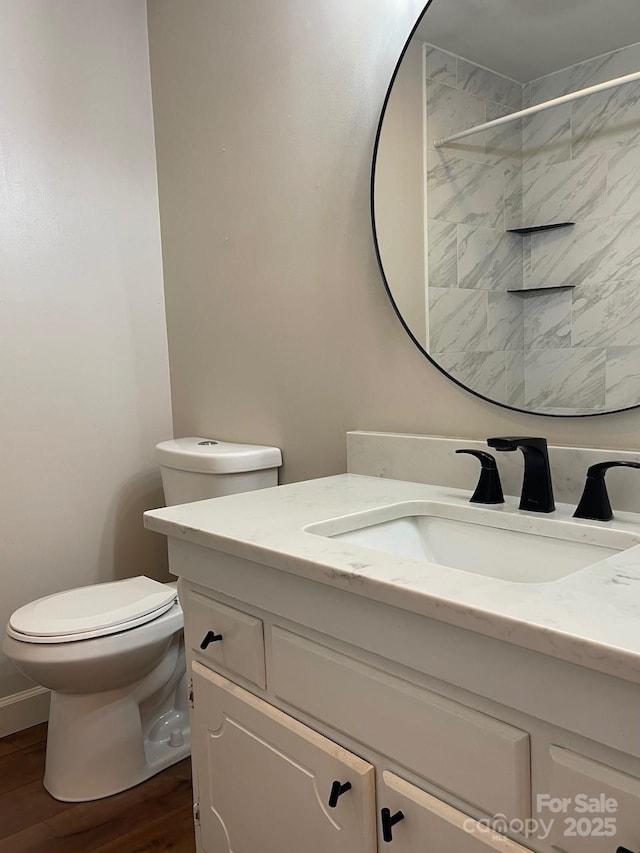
top-left (370, 1), bottom-right (639, 419)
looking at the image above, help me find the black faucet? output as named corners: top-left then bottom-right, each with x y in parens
top-left (487, 437), bottom-right (555, 513)
top-left (574, 461), bottom-right (640, 521)
top-left (455, 449), bottom-right (504, 504)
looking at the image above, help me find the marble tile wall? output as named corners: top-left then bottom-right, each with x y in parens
top-left (425, 40), bottom-right (640, 415)
top-left (424, 45), bottom-right (524, 408)
top-left (518, 41), bottom-right (640, 414)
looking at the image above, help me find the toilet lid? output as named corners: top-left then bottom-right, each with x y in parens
top-left (8, 577), bottom-right (177, 641)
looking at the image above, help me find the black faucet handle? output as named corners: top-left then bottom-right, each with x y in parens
top-left (455, 449), bottom-right (498, 469)
top-left (585, 461), bottom-right (640, 478)
top-left (574, 461), bottom-right (640, 521)
top-left (455, 449), bottom-right (504, 505)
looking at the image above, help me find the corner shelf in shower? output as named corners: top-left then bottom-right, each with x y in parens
top-left (507, 285), bottom-right (575, 295)
top-left (506, 222), bottom-right (575, 235)
top-left (505, 222), bottom-right (576, 293)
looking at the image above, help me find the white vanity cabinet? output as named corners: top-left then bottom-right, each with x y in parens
top-left (144, 460), bottom-right (640, 853)
top-left (171, 542), bottom-right (640, 853)
top-left (189, 656), bottom-right (534, 853)
top-left (182, 578), bottom-right (538, 853)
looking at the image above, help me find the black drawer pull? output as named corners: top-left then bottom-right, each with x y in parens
top-left (200, 630), bottom-right (223, 649)
top-left (617, 847), bottom-right (637, 853)
top-left (328, 780), bottom-right (352, 808)
top-left (381, 808), bottom-right (405, 842)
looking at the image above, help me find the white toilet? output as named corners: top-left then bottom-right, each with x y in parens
top-left (3, 437), bottom-right (282, 802)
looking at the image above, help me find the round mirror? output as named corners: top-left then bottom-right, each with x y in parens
top-left (373, 0), bottom-right (640, 416)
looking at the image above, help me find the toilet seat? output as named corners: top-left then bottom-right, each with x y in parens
top-left (7, 576), bottom-right (177, 644)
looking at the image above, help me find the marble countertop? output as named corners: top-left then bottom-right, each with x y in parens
top-left (144, 474), bottom-right (640, 685)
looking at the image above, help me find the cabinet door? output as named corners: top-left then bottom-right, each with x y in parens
top-left (379, 771), bottom-right (534, 852)
top-left (191, 661), bottom-right (376, 853)
top-left (542, 746), bottom-right (640, 853)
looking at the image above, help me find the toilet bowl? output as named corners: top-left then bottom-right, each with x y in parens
top-left (3, 576), bottom-right (189, 802)
top-left (3, 438), bottom-right (282, 802)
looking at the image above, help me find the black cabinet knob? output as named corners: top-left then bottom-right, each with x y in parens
top-left (328, 780), bottom-right (352, 808)
top-left (381, 807), bottom-right (405, 842)
top-left (617, 847), bottom-right (637, 852)
top-left (200, 630), bottom-right (223, 649)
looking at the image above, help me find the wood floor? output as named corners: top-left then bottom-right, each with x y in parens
top-left (0, 724), bottom-right (196, 852)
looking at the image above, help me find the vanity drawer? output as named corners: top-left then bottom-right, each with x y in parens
top-left (540, 746), bottom-right (640, 853)
top-left (380, 771), bottom-right (534, 852)
top-left (271, 627), bottom-right (530, 821)
top-left (184, 590), bottom-right (266, 688)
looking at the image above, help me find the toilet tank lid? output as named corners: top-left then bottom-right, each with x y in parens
top-left (156, 437), bottom-right (282, 474)
top-left (9, 577), bottom-right (177, 639)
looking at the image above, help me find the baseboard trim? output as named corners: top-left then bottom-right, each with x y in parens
top-left (0, 686), bottom-right (50, 737)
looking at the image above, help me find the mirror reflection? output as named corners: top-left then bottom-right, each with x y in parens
top-left (374, 0), bottom-right (640, 415)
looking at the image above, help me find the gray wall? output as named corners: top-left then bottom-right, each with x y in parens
top-left (147, 0), bottom-right (640, 488)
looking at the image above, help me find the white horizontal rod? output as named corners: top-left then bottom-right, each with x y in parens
top-left (433, 69), bottom-right (640, 148)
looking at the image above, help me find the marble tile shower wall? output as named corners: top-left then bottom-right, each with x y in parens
top-left (425, 45), bottom-right (526, 408)
top-left (426, 41), bottom-right (640, 415)
top-left (519, 41), bottom-right (640, 414)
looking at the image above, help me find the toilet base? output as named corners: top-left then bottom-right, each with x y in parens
top-left (43, 635), bottom-right (191, 802)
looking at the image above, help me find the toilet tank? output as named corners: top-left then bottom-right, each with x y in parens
top-left (155, 438), bottom-right (282, 506)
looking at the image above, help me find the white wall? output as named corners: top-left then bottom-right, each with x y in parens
top-left (0, 1), bottom-right (173, 707)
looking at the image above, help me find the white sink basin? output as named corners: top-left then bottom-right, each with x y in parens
top-left (306, 502), bottom-right (640, 583)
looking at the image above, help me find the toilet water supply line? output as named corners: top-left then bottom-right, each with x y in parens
top-left (433, 69), bottom-right (640, 148)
